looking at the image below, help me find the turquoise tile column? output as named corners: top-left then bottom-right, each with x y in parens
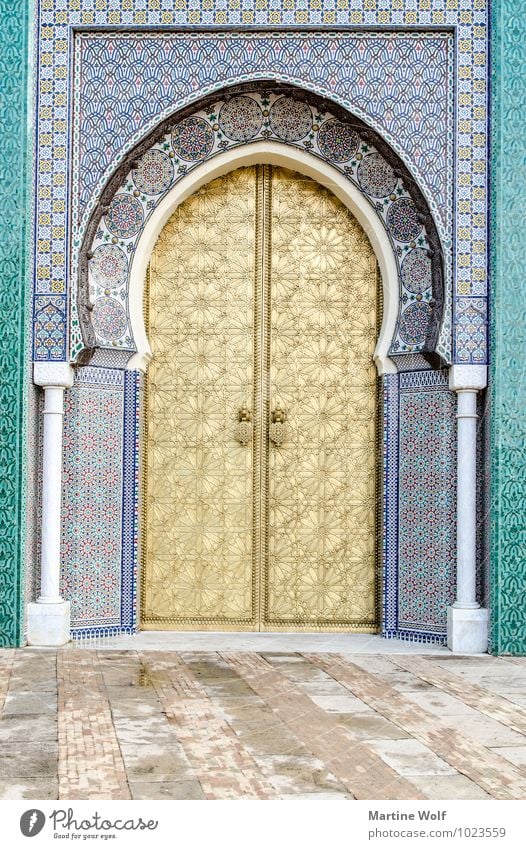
top-left (0, 0), bottom-right (29, 646)
top-left (490, 0), bottom-right (526, 653)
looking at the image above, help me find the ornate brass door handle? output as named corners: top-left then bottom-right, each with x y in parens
top-left (269, 407), bottom-right (286, 446)
top-left (235, 405), bottom-right (252, 446)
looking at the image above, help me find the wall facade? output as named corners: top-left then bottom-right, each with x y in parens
top-left (13, 0), bottom-right (506, 649)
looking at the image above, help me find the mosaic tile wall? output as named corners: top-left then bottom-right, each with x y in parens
top-left (490, 0), bottom-right (526, 655)
top-left (383, 369), bottom-right (457, 643)
top-left (24, 382), bottom-right (43, 636)
top-left (0, 0), bottom-right (29, 647)
top-left (60, 366), bottom-right (139, 637)
top-left (31, 0), bottom-right (489, 366)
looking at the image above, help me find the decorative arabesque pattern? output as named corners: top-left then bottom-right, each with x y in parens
top-left (0, 0), bottom-right (28, 646)
top-left (143, 166), bottom-right (378, 630)
top-left (31, 8), bottom-right (488, 367)
top-left (268, 169), bottom-right (378, 628)
top-left (143, 168), bottom-right (255, 627)
top-left (383, 370), bottom-right (456, 643)
top-left (61, 367), bottom-right (138, 637)
top-left (85, 90), bottom-right (437, 361)
top-left (72, 31), bottom-right (453, 232)
top-left (490, 0), bottom-right (526, 655)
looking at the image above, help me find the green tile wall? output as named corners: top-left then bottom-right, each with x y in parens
top-left (490, 0), bottom-right (526, 654)
top-left (0, 0), bottom-right (29, 646)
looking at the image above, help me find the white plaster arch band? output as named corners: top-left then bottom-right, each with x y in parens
top-left (78, 87), bottom-right (445, 371)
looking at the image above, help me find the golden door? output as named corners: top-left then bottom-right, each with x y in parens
top-left (142, 165), bottom-right (379, 631)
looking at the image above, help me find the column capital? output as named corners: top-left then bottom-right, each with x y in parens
top-left (33, 362), bottom-right (74, 389)
top-left (449, 364), bottom-right (487, 392)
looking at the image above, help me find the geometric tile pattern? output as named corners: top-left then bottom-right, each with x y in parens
top-left (0, 0), bottom-right (29, 647)
top-left (84, 90), bottom-right (438, 360)
top-left (32, 0), bottom-right (488, 366)
top-left (489, 0), bottom-right (526, 655)
top-left (5, 648), bottom-right (526, 800)
top-left (60, 366), bottom-right (138, 637)
top-left (72, 31), bottom-right (453, 234)
top-left (383, 370), bottom-right (457, 643)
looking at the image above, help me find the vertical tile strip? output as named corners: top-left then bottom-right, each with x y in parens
top-left (490, 0), bottom-right (526, 655)
top-left (0, 0), bottom-right (28, 647)
top-left (121, 369), bottom-right (140, 633)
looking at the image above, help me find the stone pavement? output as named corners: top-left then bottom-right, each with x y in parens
top-left (1, 647), bottom-right (526, 800)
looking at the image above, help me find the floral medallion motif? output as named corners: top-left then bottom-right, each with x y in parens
top-left (317, 119), bottom-right (359, 162)
top-left (386, 197), bottom-right (421, 243)
top-left (92, 297), bottom-right (127, 341)
top-left (269, 96), bottom-right (313, 141)
top-left (105, 194), bottom-right (144, 239)
top-left (133, 149), bottom-right (174, 195)
top-left (171, 116), bottom-right (214, 161)
top-left (90, 245), bottom-right (128, 289)
top-left (219, 95), bottom-right (263, 141)
top-left (357, 152), bottom-right (397, 198)
top-left (398, 302), bottom-right (431, 344)
top-left (401, 247), bottom-right (432, 294)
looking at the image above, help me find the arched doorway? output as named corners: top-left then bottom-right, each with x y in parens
top-left (141, 164), bottom-right (380, 631)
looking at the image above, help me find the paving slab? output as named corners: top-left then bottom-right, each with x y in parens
top-left (0, 714), bottom-right (57, 742)
top-left (367, 739), bottom-right (457, 777)
top-left (128, 780), bottom-right (205, 800)
top-left (0, 741), bottom-right (58, 778)
top-left (3, 692), bottom-right (57, 715)
top-left (0, 780), bottom-right (60, 800)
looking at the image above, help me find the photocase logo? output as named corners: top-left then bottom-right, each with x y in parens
top-left (20, 809), bottom-right (46, 838)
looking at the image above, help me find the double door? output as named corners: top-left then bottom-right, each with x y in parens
top-left (142, 165), bottom-right (379, 631)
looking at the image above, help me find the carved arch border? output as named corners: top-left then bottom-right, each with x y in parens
top-left (76, 83), bottom-right (446, 372)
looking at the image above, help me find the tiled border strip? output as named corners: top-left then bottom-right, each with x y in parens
top-left (0, 0), bottom-right (28, 648)
top-left (489, 0), bottom-right (526, 654)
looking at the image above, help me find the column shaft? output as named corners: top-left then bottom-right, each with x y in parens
top-left (39, 386), bottom-right (66, 604)
top-left (455, 389), bottom-right (479, 609)
top-left (28, 363), bottom-right (73, 646)
top-left (447, 365), bottom-right (488, 653)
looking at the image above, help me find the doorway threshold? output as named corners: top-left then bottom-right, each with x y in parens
top-left (65, 631), bottom-right (451, 653)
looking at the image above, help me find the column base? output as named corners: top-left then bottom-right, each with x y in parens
top-left (447, 606), bottom-right (488, 654)
top-left (27, 601), bottom-right (71, 647)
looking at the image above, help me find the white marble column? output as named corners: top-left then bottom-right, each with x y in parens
top-left (447, 364), bottom-right (489, 653)
top-left (27, 362), bottom-right (74, 646)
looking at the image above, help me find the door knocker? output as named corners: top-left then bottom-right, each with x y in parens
top-left (235, 405), bottom-right (252, 446)
top-left (269, 407), bottom-right (286, 447)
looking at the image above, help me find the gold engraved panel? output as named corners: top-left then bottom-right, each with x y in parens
top-left (143, 165), bottom-right (378, 631)
top-left (142, 167), bottom-right (257, 628)
top-left (266, 167), bottom-right (378, 629)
